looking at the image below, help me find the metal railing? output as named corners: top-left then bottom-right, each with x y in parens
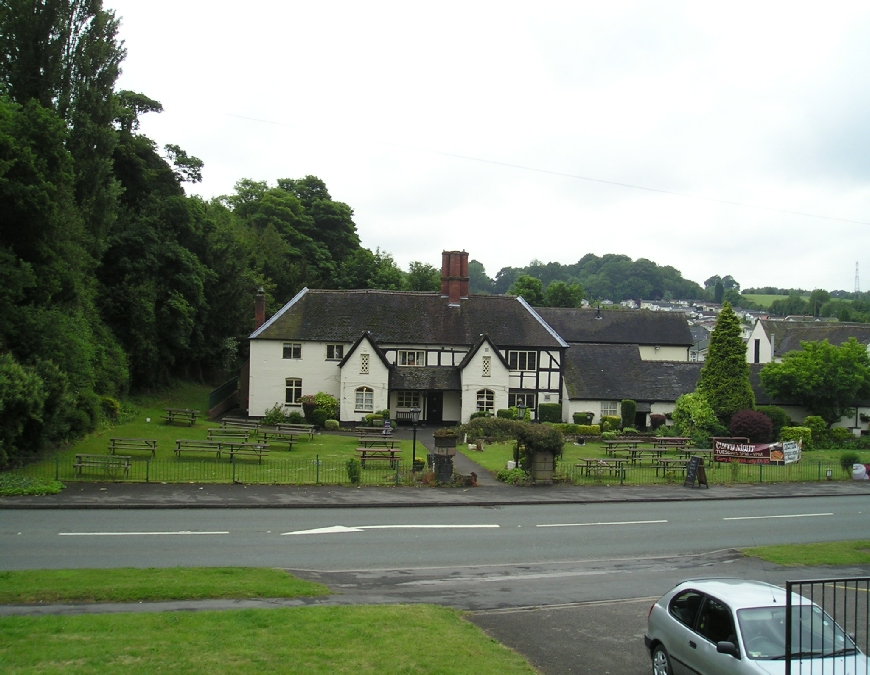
top-left (785, 577), bottom-right (870, 674)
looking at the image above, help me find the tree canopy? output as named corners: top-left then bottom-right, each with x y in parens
top-left (759, 338), bottom-right (870, 425)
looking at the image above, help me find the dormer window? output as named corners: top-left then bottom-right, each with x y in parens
top-left (398, 350), bottom-right (426, 367)
top-left (508, 351), bottom-right (536, 371)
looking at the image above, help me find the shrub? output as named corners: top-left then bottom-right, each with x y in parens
top-left (100, 396), bottom-right (120, 420)
top-left (496, 467), bottom-right (529, 485)
top-left (324, 419), bottom-right (340, 431)
top-left (756, 406), bottom-right (792, 440)
top-left (575, 425), bottom-right (601, 436)
top-left (620, 427), bottom-right (639, 436)
top-left (552, 423), bottom-right (579, 435)
top-left (345, 457), bottom-right (361, 484)
top-left (573, 411), bottom-right (594, 425)
top-left (460, 417), bottom-right (519, 443)
top-left (286, 411), bottom-right (304, 424)
top-left (0, 473), bottom-right (64, 496)
top-left (309, 409), bottom-right (329, 427)
top-left (728, 409), bottom-right (773, 443)
top-left (538, 403), bottom-right (562, 424)
top-left (496, 409), bottom-right (514, 419)
top-left (601, 431), bottom-right (618, 441)
top-left (312, 392), bottom-right (339, 419)
top-left (804, 416), bottom-right (827, 437)
top-left (262, 403), bottom-right (288, 426)
top-left (672, 392), bottom-right (726, 439)
top-left (620, 400), bottom-right (637, 429)
top-left (840, 451), bottom-right (861, 473)
top-left (469, 411), bottom-right (492, 420)
top-left (600, 415), bottom-right (621, 432)
top-left (649, 414), bottom-right (666, 430)
top-left (781, 426), bottom-right (812, 449)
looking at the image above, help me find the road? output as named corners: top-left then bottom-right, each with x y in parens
top-left (4, 495), bottom-right (869, 674)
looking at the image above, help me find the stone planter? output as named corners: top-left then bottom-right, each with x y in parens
top-left (530, 450), bottom-right (555, 484)
top-left (433, 434), bottom-right (458, 456)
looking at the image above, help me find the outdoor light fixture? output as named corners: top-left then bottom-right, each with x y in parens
top-left (410, 406), bottom-right (421, 468)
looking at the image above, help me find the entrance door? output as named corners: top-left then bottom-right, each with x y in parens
top-left (426, 392), bottom-right (443, 424)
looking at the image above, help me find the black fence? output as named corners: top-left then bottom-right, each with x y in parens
top-left (785, 577), bottom-right (870, 674)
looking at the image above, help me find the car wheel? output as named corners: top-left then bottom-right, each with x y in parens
top-left (652, 645), bottom-right (672, 675)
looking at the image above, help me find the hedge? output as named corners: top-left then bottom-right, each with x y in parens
top-left (538, 403), bottom-right (562, 424)
top-left (781, 426), bottom-right (812, 449)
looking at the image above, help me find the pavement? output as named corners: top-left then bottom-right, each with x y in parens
top-left (2, 425), bottom-right (868, 509)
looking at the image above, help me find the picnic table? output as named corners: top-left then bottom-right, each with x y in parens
top-left (108, 438), bottom-right (157, 458)
top-left (163, 408), bottom-right (199, 426)
top-left (221, 418), bottom-right (260, 434)
top-left (357, 435), bottom-right (401, 449)
top-left (275, 423), bottom-right (315, 440)
top-left (174, 439), bottom-right (223, 459)
top-left (207, 428), bottom-right (250, 442)
top-left (222, 441), bottom-right (270, 464)
top-left (621, 448), bottom-right (666, 465)
top-left (74, 453), bottom-right (131, 477)
top-left (356, 446), bottom-right (401, 469)
top-left (651, 437), bottom-right (692, 450)
top-left (258, 426), bottom-right (298, 450)
top-left (603, 439), bottom-right (645, 453)
top-left (653, 457), bottom-right (690, 476)
top-left (677, 448), bottom-right (716, 461)
top-left (575, 457), bottom-right (628, 477)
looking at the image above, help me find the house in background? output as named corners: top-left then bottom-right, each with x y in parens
top-left (688, 325), bottom-right (709, 362)
top-left (746, 320), bottom-right (870, 364)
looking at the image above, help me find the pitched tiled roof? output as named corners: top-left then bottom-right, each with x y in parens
top-left (759, 320), bottom-right (870, 358)
top-left (563, 344), bottom-right (701, 402)
top-left (389, 367), bottom-right (461, 390)
top-left (535, 307), bottom-right (693, 346)
top-left (253, 289), bottom-right (565, 348)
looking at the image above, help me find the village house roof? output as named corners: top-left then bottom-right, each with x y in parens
top-left (563, 344), bottom-right (702, 402)
top-left (534, 307), bottom-right (693, 346)
top-left (252, 289), bottom-right (567, 349)
top-left (389, 366), bottom-right (462, 391)
top-left (758, 320), bottom-right (870, 358)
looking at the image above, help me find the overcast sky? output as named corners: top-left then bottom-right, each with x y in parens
top-left (109, 1), bottom-right (870, 293)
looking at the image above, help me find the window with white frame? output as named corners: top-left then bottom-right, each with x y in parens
top-left (355, 386), bottom-right (374, 412)
top-left (285, 378), bottom-right (302, 404)
top-left (396, 391), bottom-right (420, 408)
top-left (482, 355), bottom-right (491, 377)
top-left (360, 353), bottom-right (369, 374)
top-left (326, 344), bottom-right (344, 360)
top-left (601, 401), bottom-right (618, 417)
top-left (507, 350), bottom-right (536, 371)
top-left (508, 392), bottom-right (535, 409)
top-left (397, 350), bottom-right (426, 367)
top-left (283, 343), bottom-right (301, 359)
top-left (476, 388), bottom-right (495, 413)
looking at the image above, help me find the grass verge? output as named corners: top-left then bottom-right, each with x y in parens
top-left (0, 604), bottom-right (537, 675)
top-left (0, 474), bottom-right (64, 496)
top-left (742, 540), bottom-right (870, 566)
top-left (0, 567), bottom-right (329, 604)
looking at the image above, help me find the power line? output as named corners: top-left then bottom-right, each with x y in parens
top-left (225, 112), bottom-right (870, 228)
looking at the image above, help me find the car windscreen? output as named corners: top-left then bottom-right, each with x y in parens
top-left (737, 605), bottom-right (854, 660)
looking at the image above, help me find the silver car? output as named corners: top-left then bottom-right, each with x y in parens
top-left (645, 578), bottom-right (870, 674)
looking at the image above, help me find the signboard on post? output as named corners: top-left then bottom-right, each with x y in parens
top-left (713, 440), bottom-right (801, 465)
top-left (684, 456), bottom-right (708, 489)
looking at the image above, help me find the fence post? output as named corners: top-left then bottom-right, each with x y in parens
top-left (232, 454), bottom-right (236, 484)
top-left (818, 461), bottom-right (821, 481)
top-left (395, 460), bottom-right (400, 485)
top-left (316, 455), bottom-right (320, 484)
top-left (620, 467), bottom-right (625, 485)
top-left (55, 453), bottom-right (59, 481)
top-left (145, 458), bottom-right (150, 483)
top-left (759, 464), bottom-right (763, 483)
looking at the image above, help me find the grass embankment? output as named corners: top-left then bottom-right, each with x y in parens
top-left (0, 567), bottom-right (329, 604)
top-left (0, 604), bottom-right (538, 675)
top-left (741, 293), bottom-right (810, 309)
top-left (742, 540), bottom-right (870, 566)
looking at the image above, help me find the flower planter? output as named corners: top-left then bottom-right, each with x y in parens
top-left (433, 434), bottom-right (458, 456)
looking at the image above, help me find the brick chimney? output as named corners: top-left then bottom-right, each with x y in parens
top-left (441, 250), bottom-right (469, 307)
top-left (254, 287), bottom-right (266, 329)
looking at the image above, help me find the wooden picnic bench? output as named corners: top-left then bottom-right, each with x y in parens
top-left (74, 453), bottom-right (132, 477)
top-left (624, 448), bottom-right (666, 465)
top-left (207, 427), bottom-right (250, 442)
top-left (677, 448), bottom-right (717, 462)
top-left (275, 423), bottom-right (315, 440)
top-left (356, 447), bottom-right (401, 469)
top-left (358, 436), bottom-right (401, 449)
top-left (651, 437), bottom-right (691, 450)
top-left (258, 426), bottom-right (298, 450)
top-left (603, 439), bottom-right (645, 453)
top-left (222, 442), bottom-right (270, 464)
top-left (221, 418), bottom-right (260, 433)
top-left (174, 439), bottom-right (223, 459)
top-left (575, 458), bottom-right (628, 478)
top-left (163, 408), bottom-right (200, 426)
top-left (653, 457), bottom-right (690, 476)
top-left (108, 438), bottom-right (157, 458)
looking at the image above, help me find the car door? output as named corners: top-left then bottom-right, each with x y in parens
top-left (665, 589), bottom-right (705, 675)
top-left (684, 595), bottom-right (746, 675)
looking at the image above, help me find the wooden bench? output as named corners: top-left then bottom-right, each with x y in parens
top-left (221, 418), bottom-right (260, 435)
top-left (222, 442), bottom-right (270, 464)
top-left (575, 458), bottom-right (627, 478)
top-left (108, 438), bottom-right (157, 458)
top-left (275, 423), bottom-right (315, 440)
top-left (207, 428), bottom-right (250, 442)
top-left (258, 427), bottom-right (297, 450)
top-left (174, 440), bottom-right (222, 459)
top-left (603, 439), bottom-right (645, 453)
top-left (358, 436), bottom-right (400, 449)
top-left (356, 447), bottom-right (401, 468)
top-left (163, 408), bottom-right (200, 426)
top-left (653, 457), bottom-right (690, 476)
top-left (651, 437), bottom-right (691, 450)
top-left (74, 454), bottom-right (132, 477)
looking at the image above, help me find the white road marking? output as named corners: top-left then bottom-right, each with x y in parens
top-left (281, 524), bottom-right (500, 536)
top-left (536, 519), bottom-right (667, 528)
top-left (58, 531), bottom-right (229, 536)
top-left (722, 513), bottom-right (833, 521)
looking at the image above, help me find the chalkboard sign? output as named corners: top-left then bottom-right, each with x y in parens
top-left (684, 456), bottom-right (709, 489)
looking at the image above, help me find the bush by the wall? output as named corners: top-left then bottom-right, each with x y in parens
top-left (649, 414), bottom-right (666, 430)
top-left (262, 403), bottom-right (288, 426)
top-left (461, 417), bottom-right (520, 443)
top-left (804, 416), bottom-right (827, 437)
top-left (470, 411), bottom-right (492, 420)
top-left (286, 411), bottom-right (305, 424)
top-left (573, 411), bottom-right (594, 425)
top-left (756, 406), bottom-right (792, 440)
top-left (620, 400), bottom-right (637, 429)
top-left (551, 423), bottom-right (579, 435)
top-left (324, 419), bottom-right (340, 431)
top-left (729, 409), bottom-right (773, 443)
top-left (346, 457), bottom-right (361, 484)
top-left (781, 426), bottom-right (812, 449)
top-left (601, 431), bottom-right (618, 441)
top-left (496, 409), bottom-right (514, 419)
top-left (600, 415), bottom-right (621, 432)
top-left (538, 403), bottom-right (562, 424)
top-left (840, 451), bottom-right (861, 473)
top-left (310, 409), bottom-right (329, 427)
top-left (576, 425), bottom-right (601, 436)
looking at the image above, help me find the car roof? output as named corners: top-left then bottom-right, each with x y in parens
top-left (671, 578), bottom-right (797, 610)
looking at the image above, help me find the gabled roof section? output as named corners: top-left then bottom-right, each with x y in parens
top-left (252, 290), bottom-right (565, 348)
top-left (563, 344), bottom-right (701, 401)
top-left (250, 287), bottom-right (309, 339)
top-left (338, 332), bottom-right (390, 369)
top-left (535, 307), bottom-right (693, 346)
top-left (517, 297), bottom-right (569, 348)
top-left (457, 334), bottom-right (509, 370)
top-left (759, 320), bottom-right (870, 358)
top-left (389, 367), bottom-right (461, 391)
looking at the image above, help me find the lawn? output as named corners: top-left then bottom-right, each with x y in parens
top-left (0, 605), bottom-right (538, 675)
top-left (0, 567), bottom-right (329, 604)
top-left (741, 293), bottom-right (810, 308)
top-left (742, 540), bottom-right (870, 566)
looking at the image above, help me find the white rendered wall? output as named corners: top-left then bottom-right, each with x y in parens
top-left (339, 338), bottom-right (390, 422)
top-left (638, 345), bottom-right (688, 361)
